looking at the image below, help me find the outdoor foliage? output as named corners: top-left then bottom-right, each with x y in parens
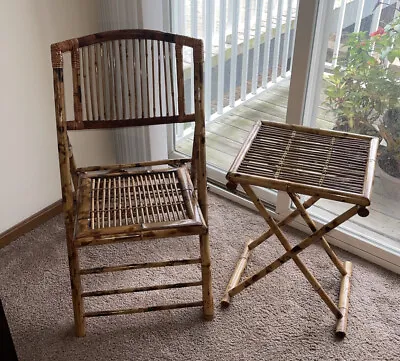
top-left (324, 16), bottom-right (400, 178)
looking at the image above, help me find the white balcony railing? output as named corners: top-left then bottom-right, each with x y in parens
top-left (171, 0), bottom-right (397, 140)
top-left (171, 0), bottom-right (298, 134)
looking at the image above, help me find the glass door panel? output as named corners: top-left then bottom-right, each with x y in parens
top-left (303, 0), bottom-right (400, 261)
top-left (169, 0), bottom-right (299, 205)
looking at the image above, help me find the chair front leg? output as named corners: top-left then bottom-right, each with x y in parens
top-left (66, 234), bottom-right (85, 337)
top-left (199, 233), bottom-right (214, 320)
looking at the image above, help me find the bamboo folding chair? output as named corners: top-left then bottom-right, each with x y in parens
top-left (51, 29), bottom-right (213, 337)
top-left (222, 121), bottom-right (378, 337)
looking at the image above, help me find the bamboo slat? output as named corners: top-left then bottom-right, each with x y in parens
top-left (132, 39), bottom-right (139, 118)
top-left (126, 39), bottom-right (133, 118)
top-left (119, 40), bottom-right (126, 119)
top-left (169, 42), bottom-right (176, 116)
top-left (112, 41), bottom-right (119, 119)
top-left (100, 43), bottom-right (107, 119)
top-left (163, 41), bottom-right (170, 116)
top-left (71, 47), bottom-right (83, 124)
top-left (176, 43), bottom-right (185, 118)
top-left (158, 40), bottom-right (163, 116)
top-left (87, 45), bottom-right (96, 120)
top-left (145, 40), bottom-right (150, 118)
top-left (94, 44), bottom-right (101, 120)
top-left (81, 47), bottom-right (91, 120)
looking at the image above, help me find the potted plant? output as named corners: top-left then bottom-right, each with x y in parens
top-left (377, 107), bottom-right (400, 199)
top-left (324, 16), bottom-right (400, 198)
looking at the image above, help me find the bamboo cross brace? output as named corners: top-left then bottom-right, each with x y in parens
top-left (221, 195), bottom-right (320, 306)
top-left (288, 192), bottom-right (347, 276)
top-left (235, 184), bottom-right (342, 318)
top-left (228, 187), bottom-right (359, 298)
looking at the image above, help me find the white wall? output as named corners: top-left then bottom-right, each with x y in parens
top-left (0, 0), bottom-right (116, 233)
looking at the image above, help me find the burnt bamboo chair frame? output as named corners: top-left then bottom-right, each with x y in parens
top-left (51, 29), bottom-right (213, 337)
top-left (222, 120), bottom-right (379, 337)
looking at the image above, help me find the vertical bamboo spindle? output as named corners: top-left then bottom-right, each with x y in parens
top-left (145, 40), bottom-right (150, 118)
top-left (151, 40), bottom-right (156, 117)
top-left (88, 45), bottom-right (96, 120)
top-left (163, 41), bottom-right (170, 116)
top-left (126, 39), bottom-right (133, 118)
top-left (81, 47), bottom-right (90, 120)
top-left (100, 43), bottom-right (107, 120)
top-left (158, 41), bottom-right (163, 116)
top-left (107, 41), bottom-right (115, 120)
top-left (108, 178), bottom-right (111, 227)
top-left (139, 39), bottom-right (145, 118)
top-left (336, 261), bottom-right (353, 337)
top-left (112, 41), bottom-right (119, 119)
top-left (169, 42), bottom-right (176, 116)
top-left (71, 46), bottom-right (83, 126)
top-left (175, 43), bottom-right (185, 118)
top-left (119, 40), bottom-right (126, 119)
top-left (94, 44), bottom-right (101, 120)
top-left (132, 39), bottom-right (139, 118)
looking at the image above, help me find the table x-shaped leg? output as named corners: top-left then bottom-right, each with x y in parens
top-left (221, 184), bottom-right (359, 336)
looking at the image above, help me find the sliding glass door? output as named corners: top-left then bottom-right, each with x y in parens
top-left (168, 0), bottom-right (400, 272)
top-left (292, 0), bottom-right (400, 272)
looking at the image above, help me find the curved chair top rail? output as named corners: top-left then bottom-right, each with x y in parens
top-left (51, 29), bottom-right (203, 68)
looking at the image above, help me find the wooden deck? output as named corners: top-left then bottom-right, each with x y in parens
top-left (176, 78), bottom-right (399, 248)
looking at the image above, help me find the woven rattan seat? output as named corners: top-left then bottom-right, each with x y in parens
top-left (51, 29), bottom-right (213, 337)
top-left (74, 167), bottom-right (206, 245)
top-left (223, 120), bottom-right (378, 337)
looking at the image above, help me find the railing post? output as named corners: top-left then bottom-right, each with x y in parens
top-left (229, 0), bottom-right (240, 107)
top-left (251, 0), bottom-right (264, 94)
top-left (354, 0), bottom-right (365, 33)
top-left (272, 0), bottom-right (284, 83)
top-left (204, 0), bottom-right (215, 122)
top-left (281, 0), bottom-right (293, 78)
top-left (370, 1), bottom-right (383, 33)
top-left (262, 0), bottom-right (274, 88)
top-left (217, 0), bottom-right (227, 114)
top-left (332, 0), bottom-right (347, 68)
top-left (289, 0), bottom-right (299, 73)
top-left (240, 0), bottom-right (252, 101)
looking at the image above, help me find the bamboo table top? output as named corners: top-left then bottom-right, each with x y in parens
top-left (227, 121), bottom-right (379, 206)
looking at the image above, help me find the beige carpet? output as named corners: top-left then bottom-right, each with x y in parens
top-left (1, 193), bottom-right (399, 361)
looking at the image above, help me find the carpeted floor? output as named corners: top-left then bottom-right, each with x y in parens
top-left (1, 193), bottom-right (399, 361)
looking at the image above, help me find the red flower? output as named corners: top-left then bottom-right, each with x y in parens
top-left (370, 27), bottom-right (385, 37)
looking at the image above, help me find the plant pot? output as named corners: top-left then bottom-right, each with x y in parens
top-left (376, 163), bottom-right (400, 201)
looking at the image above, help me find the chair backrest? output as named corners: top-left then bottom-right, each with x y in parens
top-left (51, 30), bottom-right (207, 226)
top-left (51, 29), bottom-right (204, 131)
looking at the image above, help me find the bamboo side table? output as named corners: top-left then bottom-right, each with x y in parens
top-left (221, 120), bottom-right (379, 337)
